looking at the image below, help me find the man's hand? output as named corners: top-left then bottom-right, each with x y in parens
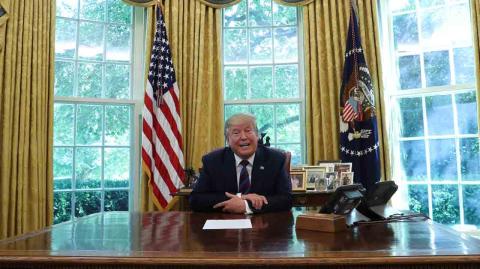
top-left (241, 193), bottom-right (268, 210)
top-left (213, 192), bottom-right (246, 213)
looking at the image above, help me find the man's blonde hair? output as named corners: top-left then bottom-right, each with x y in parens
top-left (224, 113), bottom-right (259, 140)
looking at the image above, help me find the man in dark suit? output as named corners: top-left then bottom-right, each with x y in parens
top-left (189, 113), bottom-right (292, 213)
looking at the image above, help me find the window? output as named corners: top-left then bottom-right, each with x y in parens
top-left (54, 0), bottom-right (143, 224)
top-left (222, 0), bottom-right (305, 164)
top-left (380, 0), bottom-right (479, 227)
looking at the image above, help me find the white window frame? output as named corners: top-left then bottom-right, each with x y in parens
top-left (378, 0), bottom-right (479, 228)
top-left (53, 6), bottom-right (146, 222)
top-left (221, 1), bottom-right (306, 164)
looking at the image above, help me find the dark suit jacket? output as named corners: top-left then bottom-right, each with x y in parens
top-left (189, 145), bottom-right (292, 213)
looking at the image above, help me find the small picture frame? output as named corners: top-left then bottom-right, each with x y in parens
top-left (334, 163), bottom-right (352, 179)
top-left (304, 167), bottom-right (327, 190)
top-left (290, 170), bottom-right (306, 191)
top-left (317, 160), bottom-right (341, 173)
top-left (340, 172), bottom-right (354, 186)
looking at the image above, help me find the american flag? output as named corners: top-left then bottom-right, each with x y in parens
top-left (342, 101), bottom-right (357, 122)
top-left (142, 7), bottom-right (185, 209)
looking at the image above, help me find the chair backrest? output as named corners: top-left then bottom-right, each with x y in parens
top-left (269, 148), bottom-right (291, 176)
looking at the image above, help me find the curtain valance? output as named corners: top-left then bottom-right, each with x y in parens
top-left (123, 0), bottom-right (313, 8)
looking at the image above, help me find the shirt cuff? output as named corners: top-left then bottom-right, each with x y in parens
top-left (237, 193), bottom-right (253, 214)
top-left (244, 200), bottom-right (253, 214)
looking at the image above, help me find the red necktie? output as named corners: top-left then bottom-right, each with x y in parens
top-left (239, 160), bottom-right (250, 194)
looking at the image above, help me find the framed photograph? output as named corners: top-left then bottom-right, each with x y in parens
top-left (334, 163), bottom-right (352, 178)
top-left (340, 172), bottom-right (354, 186)
top-left (324, 172), bottom-right (337, 190)
top-left (317, 162), bottom-right (335, 173)
top-left (290, 170), bottom-right (306, 191)
top-left (304, 167), bottom-right (327, 190)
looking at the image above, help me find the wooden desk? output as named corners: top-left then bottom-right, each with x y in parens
top-left (1, 209), bottom-right (480, 268)
top-left (175, 189), bottom-right (332, 210)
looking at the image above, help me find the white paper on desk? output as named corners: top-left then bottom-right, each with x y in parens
top-left (203, 219), bottom-right (252, 230)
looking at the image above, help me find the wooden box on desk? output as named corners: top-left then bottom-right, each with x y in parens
top-left (296, 213), bottom-right (347, 233)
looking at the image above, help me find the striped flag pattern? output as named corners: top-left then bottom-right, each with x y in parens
top-left (342, 101), bottom-right (357, 122)
top-left (142, 6), bottom-right (185, 209)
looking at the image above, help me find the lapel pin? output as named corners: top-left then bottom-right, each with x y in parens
top-left (259, 166), bottom-right (265, 170)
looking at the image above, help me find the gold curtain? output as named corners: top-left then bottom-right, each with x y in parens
top-left (0, 0), bottom-right (54, 239)
top-left (123, 0), bottom-right (241, 8)
top-left (471, 0), bottom-right (480, 131)
top-left (273, 0), bottom-right (314, 6)
top-left (303, 0), bottom-right (388, 179)
top-left (141, 0), bottom-right (223, 211)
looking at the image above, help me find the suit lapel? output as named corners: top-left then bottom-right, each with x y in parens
top-left (223, 148), bottom-right (238, 193)
top-left (251, 146), bottom-right (266, 192)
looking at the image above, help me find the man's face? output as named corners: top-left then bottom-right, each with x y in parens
top-left (227, 122), bottom-right (259, 159)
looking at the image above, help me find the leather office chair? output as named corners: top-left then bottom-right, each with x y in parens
top-left (269, 147), bottom-right (291, 176)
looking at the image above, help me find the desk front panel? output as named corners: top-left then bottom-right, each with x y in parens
top-left (0, 210), bottom-right (479, 268)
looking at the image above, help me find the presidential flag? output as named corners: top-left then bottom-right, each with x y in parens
top-left (142, 6), bottom-right (185, 209)
top-left (339, 3), bottom-right (380, 191)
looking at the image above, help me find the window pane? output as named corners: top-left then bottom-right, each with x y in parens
top-left (421, 8), bottom-right (449, 48)
top-left (55, 61), bottom-right (75, 97)
top-left (78, 21), bottom-right (104, 60)
top-left (408, 184), bottom-right (429, 215)
top-left (224, 105), bottom-right (249, 120)
top-left (432, 184), bottom-right (459, 224)
top-left (249, 28), bottom-right (272, 64)
top-left (106, 24), bottom-right (131, 62)
top-left (276, 104), bottom-right (300, 143)
top-left (425, 95), bottom-right (453, 135)
top-left (224, 0), bottom-right (247, 27)
top-left (278, 143), bottom-right (301, 165)
top-left (57, 0), bottom-right (78, 18)
top-left (424, 50), bottom-right (450, 87)
top-left (250, 104), bottom-right (274, 142)
top-left (449, 3), bottom-right (472, 47)
top-left (105, 190), bottom-right (129, 211)
top-left (105, 105), bottom-right (130, 146)
top-left (75, 191), bottom-right (101, 217)
top-left (393, 13), bottom-right (418, 51)
top-left (390, 0), bottom-right (415, 13)
top-left (80, 0), bottom-right (105, 21)
top-left (273, 2), bottom-right (296, 26)
top-left (398, 97), bottom-right (424, 137)
top-left (454, 47), bottom-right (474, 85)
top-left (419, 0), bottom-right (444, 8)
top-left (107, 0), bottom-right (132, 24)
top-left (78, 63), bottom-right (102, 98)
top-left (460, 138), bottom-right (480, 181)
top-left (75, 147), bottom-right (102, 189)
top-left (456, 91), bottom-right (478, 134)
top-left (463, 185), bottom-right (480, 227)
top-left (224, 67), bottom-right (247, 100)
top-left (54, 103), bottom-right (75, 145)
top-left (398, 55), bottom-right (421, 90)
top-left (54, 147), bottom-right (73, 190)
top-left (400, 140), bottom-right (427, 181)
top-left (250, 66), bottom-right (272, 99)
top-left (274, 27), bottom-right (297, 63)
top-left (275, 64), bottom-right (299, 98)
top-left (248, 0), bottom-right (272, 27)
top-left (105, 64), bottom-right (130, 99)
top-left (224, 29), bottom-right (247, 64)
top-left (55, 18), bottom-right (77, 58)
top-left (54, 192), bottom-right (72, 224)
top-left (429, 139), bottom-right (457, 181)
top-left (104, 148), bottom-right (129, 188)
top-left (76, 105), bottom-right (103, 145)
